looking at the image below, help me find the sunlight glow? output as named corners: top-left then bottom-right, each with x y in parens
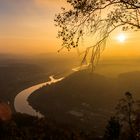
top-left (117, 33), bottom-right (126, 43)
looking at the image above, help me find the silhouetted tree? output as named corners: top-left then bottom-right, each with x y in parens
top-left (104, 117), bottom-right (121, 140)
top-left (55, 0), bottom-right (140, 70)
top-left (115, 92), bottom-right (136, 140)
top-left (133, 112), bottom-right (140, 140)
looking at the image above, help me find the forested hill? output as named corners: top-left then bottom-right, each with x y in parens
top-left (28, 70), bottom-right (140, 136)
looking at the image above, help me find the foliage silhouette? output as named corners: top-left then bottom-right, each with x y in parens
top-left (55, 0), bottom-right (140, 70)
top-left (104, 117), bottom-right (121, 140)
top-left (105, 92), bottom-right (140, 140)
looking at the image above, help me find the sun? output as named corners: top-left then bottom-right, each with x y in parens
top-left (117, 33), bottom-right (126, 43)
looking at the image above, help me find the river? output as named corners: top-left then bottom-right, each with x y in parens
top-left (14, 65), bottom-right (88, 117)
top-left (14, 76), bottom-right (64, 117)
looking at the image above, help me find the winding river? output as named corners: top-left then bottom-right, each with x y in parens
top-left (14, 76), bottom-right (64, 117)
top-left (14, 65), bottom-right (88, 117)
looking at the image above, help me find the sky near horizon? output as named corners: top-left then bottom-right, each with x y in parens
top-left (0, 0), bottom-right (140, 58)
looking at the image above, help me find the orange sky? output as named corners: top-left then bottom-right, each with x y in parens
top-left (0, 0), bottom-right (140, 58)
top-left (0, 0), bottom-right (67, 54)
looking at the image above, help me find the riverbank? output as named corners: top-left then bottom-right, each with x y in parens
top-left (0, 54), bottom-right (78, 113)
top-left (14, 76), bottom-right (64, 117)
top-left (28, 70), bottom-right (140, 136)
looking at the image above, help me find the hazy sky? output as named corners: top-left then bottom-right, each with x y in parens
top-left (0, 0), bottom-right (67, 54)
top-left (0, 0), bottom-right (140, 57)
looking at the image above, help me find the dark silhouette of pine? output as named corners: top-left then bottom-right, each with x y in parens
top-left (104, 117), bottom-right (121, 140)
